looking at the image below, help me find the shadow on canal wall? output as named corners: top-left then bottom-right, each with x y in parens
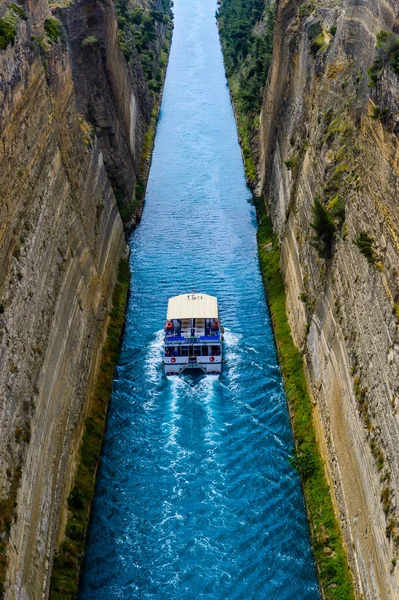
top-left (0, 0), bottom-right (172, 598)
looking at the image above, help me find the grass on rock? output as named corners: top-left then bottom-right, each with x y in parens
top-left (257, 212), bottom-right (355, 600)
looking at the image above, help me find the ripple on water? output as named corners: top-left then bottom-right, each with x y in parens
top-left (79, 0), bottom-right (320, 596)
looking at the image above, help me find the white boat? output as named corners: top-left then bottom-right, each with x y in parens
top-left (164, 293), bottom-right (222, 376)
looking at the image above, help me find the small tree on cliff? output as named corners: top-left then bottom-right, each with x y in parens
top-left (310, 197), bottom-right (336, 259)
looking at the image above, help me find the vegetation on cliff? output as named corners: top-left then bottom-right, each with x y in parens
top-left (0, 467), bottom-right (23, 597)
top-left (0, 3), bottom-right (26, 50)
top-left (354, 231), bottom-right (376, 264)
top-left (44, 17), bottom-right (63, 43)
top-left (368, 29), bottom-right (399, 86)
top-left (49, 4), bottom-right (173, 595)
top-left (110, 0), bottom-right (172, 225)
top-left (49, 259), bottom-right (130, 600)
top-left (218, 0), bottom-right (357, 594)
top-left (367, 29), bottom-right (399, 131)
top-left (217, 0), bottom-right (275, 185)
top-left (257, 214), bottom-right (355, 600)
top-left (310, 195), bottom-right (346, 260)
top-left (115, 0), bottom-right (172, 95)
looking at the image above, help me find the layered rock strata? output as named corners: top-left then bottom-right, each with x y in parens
top-left (56, 0), bottom-right (152, 228)
top-left (0, 0), bottom-right (165, 597)
top-left (259, 1), bottom-right (399, 598)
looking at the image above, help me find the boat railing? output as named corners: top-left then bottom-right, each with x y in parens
top-left (165, 332), bottom-right (220, 344)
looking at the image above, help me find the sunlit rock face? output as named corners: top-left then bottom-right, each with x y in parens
top-left (259, 0), bottom-right (399, 597)
top-left (0, 0), bottom-right (164, 596)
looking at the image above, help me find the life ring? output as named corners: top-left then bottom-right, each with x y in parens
top-left (165, 321), bottom-right (173, 331)
top-left (212, 320), bottom-right (219, 330)
top-left (210, 356), bottom-right (215, 362)
top-left (171, 357), bottom-right (176, 363)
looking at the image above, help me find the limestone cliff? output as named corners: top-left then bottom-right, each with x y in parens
top-left (0, 0), bottom-right (169, 597)
top-left (258, 0), bottom-right (399, 597)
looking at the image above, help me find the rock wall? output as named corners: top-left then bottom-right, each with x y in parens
top-left (259, 0), bottom-right (399, 598)
top-left (0, 0), bottom-right (164, 597)
top-left (57, 0), bottom-right (152, 228)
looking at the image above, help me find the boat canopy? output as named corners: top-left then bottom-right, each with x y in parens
top-left (167, 293), bottom-right (218, 320)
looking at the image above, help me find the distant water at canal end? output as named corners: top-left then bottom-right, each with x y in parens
top-left (79, 0), bottom-right (320, 597)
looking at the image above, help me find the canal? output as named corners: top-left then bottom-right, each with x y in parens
top-left (79, 0), bottom-right (320, 597)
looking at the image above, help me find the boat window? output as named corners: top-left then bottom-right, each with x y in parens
top-left (181, 347), bottom-right (189, 356)
top-left (193, 346), bottom-right (201, 356)
top-left (166, 346), bottom-right (179, 357)
top-left (211, 345), bottom-right (220, 355)
top-left (202, 346), bottom-right (209, 356)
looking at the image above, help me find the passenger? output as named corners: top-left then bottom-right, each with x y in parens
top-left (205, 319), bottom-right (210, 336)
top-left (173, 349), bottom-right (178, 357)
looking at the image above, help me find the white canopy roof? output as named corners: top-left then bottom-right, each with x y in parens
top-left (167, 293), bottom-right (218, 320)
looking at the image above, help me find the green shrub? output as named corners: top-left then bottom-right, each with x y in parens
top-left (0, 464), bottom-right (23, 592)
top-left (299, 2), bottom-right (315, 18)
top-left (367, 64), bottom-right (381, 87)
top-left (370, 104), bottom-right (382, 120)
top-left (327, 195), bottom-right (346, 224)
top-left (368, 29), bottom-right (399, 86)
top-left (65, 518), bottom-right (85, 542)
top-left (369, 104), bottom-right (390, 124)
top-left (310, 198), bottom-right (336, 258)
top-left (67, 486), bottom-right (85, 510)
top-left (44, 17), bottom-right (63, 43)
top-left (0, 3), bottom-right (26, 50)
top-left (8, 3), bottom-right (26, 19)
top-left (284, 154), bottom-right (298, 172)
top-left (81, 35), bottom-right (99, 47)
top-left (290, 444), bottom-right (320, 479)
top-left (354, 230), bottom-right (376, 263)
top-left (308, 21), bottom-right (327, 56)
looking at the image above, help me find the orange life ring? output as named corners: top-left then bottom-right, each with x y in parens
top-left (212, 320), bottom-right (219, 330)
top-left (210, 356), bottom-right (215, 362)
top-left (165, 321), bottom-right (173, 330)
top-left (171, 357), bottom-right (176, 363)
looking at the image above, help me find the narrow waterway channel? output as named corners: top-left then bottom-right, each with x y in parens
top-left (80, 0), bottom-right (320, 597)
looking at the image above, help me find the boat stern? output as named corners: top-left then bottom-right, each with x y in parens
top-left (163, 293), bottom-right (223, 377)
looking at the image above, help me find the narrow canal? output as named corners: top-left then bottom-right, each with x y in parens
top-left (80, 0), bottom-right (320, 597)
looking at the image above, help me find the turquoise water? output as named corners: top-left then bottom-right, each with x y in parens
top-left (79, 0), bottom-right (320, 597)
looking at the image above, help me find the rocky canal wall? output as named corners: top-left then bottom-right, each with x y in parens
top-left (259, 0), bottom-right (399, 597)
top-left (0, 0), bottom-right (168, 597)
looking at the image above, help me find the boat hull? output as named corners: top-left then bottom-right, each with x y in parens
top-left (164, 356), bottom-right (222, 376)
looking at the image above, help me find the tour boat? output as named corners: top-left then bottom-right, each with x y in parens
top-left (164, 293), bottom-right (222, 376)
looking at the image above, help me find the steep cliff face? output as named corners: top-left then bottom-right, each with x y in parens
top-left (56, 0), bottom-right (171, 228)
top-left (57, 0), bottom-right (152, 228)
top-left (0, 0), bottom-right (168, 597)
top-left (259, 0), bottom-right (399, 597)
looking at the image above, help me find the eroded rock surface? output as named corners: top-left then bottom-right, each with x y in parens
top-left (259, 0), bottom-right (399, 597)
top-left (0, 0), bottom-right (166, 597)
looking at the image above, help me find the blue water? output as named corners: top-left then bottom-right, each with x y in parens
top-left (79, 0), bottom-right (320, 597)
